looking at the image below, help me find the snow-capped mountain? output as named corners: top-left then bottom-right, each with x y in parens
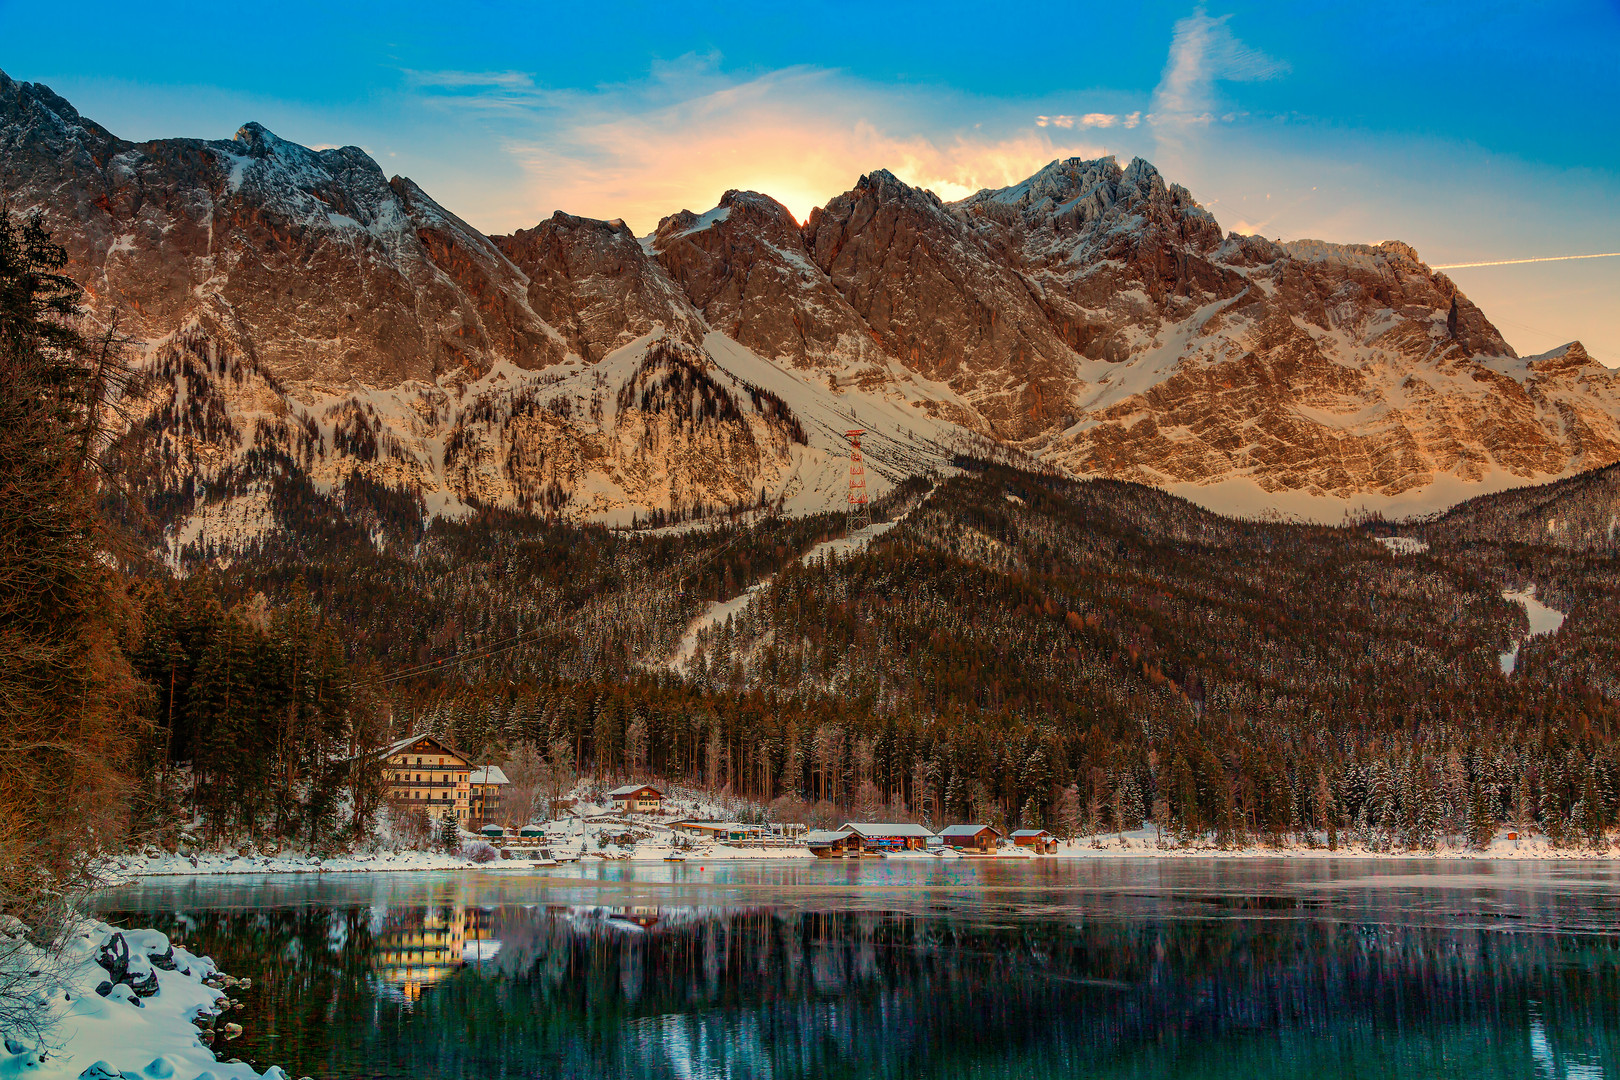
top-left (3, 68), bottom-right (1616, 551)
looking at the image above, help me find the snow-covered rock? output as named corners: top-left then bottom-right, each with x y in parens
top-left (0, 920), bottom-right (279, 1080)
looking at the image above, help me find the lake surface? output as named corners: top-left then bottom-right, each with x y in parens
top-left (95, 859), bottom-right (1620, 1079)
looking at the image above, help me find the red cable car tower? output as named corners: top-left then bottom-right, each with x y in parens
top-left (846, 429), bottom-right (871, 533)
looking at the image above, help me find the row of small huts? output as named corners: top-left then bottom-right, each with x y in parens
top-left (805, 823), bottom-right (1057, 856)
top-left (600, 786), bottom-right (1058, 853)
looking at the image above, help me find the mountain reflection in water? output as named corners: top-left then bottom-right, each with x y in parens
top-left (96, 862), bottom-right (1620, 1079)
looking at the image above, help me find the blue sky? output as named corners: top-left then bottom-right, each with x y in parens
top-left (4, 0), bottom-right (1617, 361)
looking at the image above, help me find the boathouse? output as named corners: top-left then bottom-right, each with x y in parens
top-left (806, 829), bottom-right (860, 857)
top-left (840, 823), bottom-right (936, 852)
top-left (937, 824), bottom-right (1002, 853)
top-left (1010, 828), bottom-right (1057, 853)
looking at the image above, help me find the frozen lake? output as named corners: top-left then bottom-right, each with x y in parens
top-left (96, 859), bottom-right (1620, 1078)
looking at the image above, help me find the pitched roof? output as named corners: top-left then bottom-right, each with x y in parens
top-left (840, 822), bottom-right (935, 838)
top-left (673, 821), bottom-right (757, 832)
top-left (937, 824), bottom-right (1000, 838)
top-left (469, 766), bottom-right (509, 785)
top-left (382, 733), bottom-right (470, 764)
top-left (1010, 829), bottom-right (1054, 837)
top-left (607, 783), bottom-right (664, 797)
top-left (805, 830), bottom-right (855, 844)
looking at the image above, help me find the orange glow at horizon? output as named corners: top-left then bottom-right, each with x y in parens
top-left (495, 73), bottom-right (1105, 234)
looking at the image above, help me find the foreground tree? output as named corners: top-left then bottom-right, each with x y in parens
top-left (0, 213), bottom-right (140, 923)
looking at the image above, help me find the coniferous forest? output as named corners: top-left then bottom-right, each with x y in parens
top-left (3, 208), bottom-right (1620, 922)
top-left (123, 438), bottom-right (1620, 854)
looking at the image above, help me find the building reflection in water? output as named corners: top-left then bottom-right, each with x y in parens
top-left (97, 886), bottom-right (1620, 1080)
top-left (357, 902), bottom-right (1620, 1078)
top-left (373, 902), bottom-right (498, 1002)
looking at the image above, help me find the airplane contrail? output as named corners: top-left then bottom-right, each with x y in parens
top-left (1432, 251), bottom-right (1620, 269)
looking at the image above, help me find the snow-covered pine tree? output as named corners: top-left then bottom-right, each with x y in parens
top-left (1465, 783), bottom-right (1496, 850)
top-left (437, 809), bottom-right (460, 853)
top-left (944, 769), bottom-right (968, 822)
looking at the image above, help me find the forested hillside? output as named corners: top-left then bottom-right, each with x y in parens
top-left (6, 199), bottom-right (1614, 862)
top-left (130, 452), bottom-right (1620, 851)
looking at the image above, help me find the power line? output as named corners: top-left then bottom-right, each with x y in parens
top-left (375, 519), bottom-right (759, 686)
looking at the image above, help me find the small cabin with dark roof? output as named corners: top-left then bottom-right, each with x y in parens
top-left (1011, 828), bottom-right (1056, 853)
top-left (937, 824), bottom-right (1002, 853)
top-left (607, 783), bottom-right (665, 814)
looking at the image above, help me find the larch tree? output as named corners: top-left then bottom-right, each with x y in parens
top-left (0, 211), bottom-right (141, 924)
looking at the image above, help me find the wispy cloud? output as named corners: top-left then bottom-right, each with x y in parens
top-left (408, 59), bottom-right (1106, 231)
top-left (1028, 8), bottom-right (1279, 163)
top-left (1036, 112), bottom-right (1141, 130)
top-left (402, 69), bottom-right (538, 92)
top-left (1150, 8), bottom-right (1287, 173)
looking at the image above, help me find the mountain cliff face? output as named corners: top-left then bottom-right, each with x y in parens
top-left (3, 68), bottom-right (1617, 549)
top-left (947, 156), bottom-right (1614, 508)
top-left (802, 169), bottom-right (1081, 440)
top-left (493, 212), bottom-right (707, 363)
top-left (0, 75), bottom-right (565, 386)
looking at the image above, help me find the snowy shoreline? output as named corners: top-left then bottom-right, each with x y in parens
top-left (104, 832), bottom-right (1620, 881)
top-left (0, 917), bottom-right (291, 1080)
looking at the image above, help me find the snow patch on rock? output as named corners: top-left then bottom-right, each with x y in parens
top-left (0, 918), bottom-right (278, 1079)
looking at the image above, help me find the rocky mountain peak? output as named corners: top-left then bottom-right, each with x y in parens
top-left (493, 211), bottom-right (706, 362)
top-left (231, 121), bottom-right (288, 155)
top-left (2, 74), bottom-right (1616, 536)
top-left (718, 188), bottom-right (799, 228)
top-left (1375, 239), bottom-right (1424, 267)
top-left (1532, 341), bottom-right (1595, 374)
top-left (0, 69), bottom-right (117, 160)
top-left (953, 154), bottom-right (1220, 253)
top-left (836, 168), bottom-right (948, 215)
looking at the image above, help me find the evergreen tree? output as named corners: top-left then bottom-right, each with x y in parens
top-left (438, 809), bottom-right (461, 853)
top-left (1054, 783), bottom-right (1083, 842)
top-left (943, 769), bottom-right (968, 822)
top-left (1020, 795), bottom-right (1042, 830)
top-left (1465, 783), bottom-right (1496, 850)
top-left (0, 211), bottom-right (139, 918)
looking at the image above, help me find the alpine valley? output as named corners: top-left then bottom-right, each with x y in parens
top-left (8, 10), bottom-right (1620, 1078)
top-left (3, 68), bottom-right (1618, 559)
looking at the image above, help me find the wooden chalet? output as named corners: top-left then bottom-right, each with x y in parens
top-left (383, 735), bottom-right (472, 824)
top-left (607, 783), bottom-right (665, 814)
top-left (936, 824), bottom-right (1002, 853)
